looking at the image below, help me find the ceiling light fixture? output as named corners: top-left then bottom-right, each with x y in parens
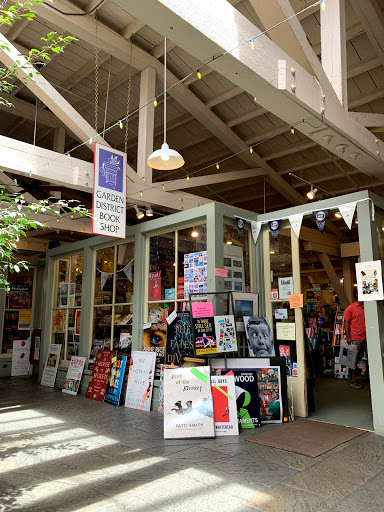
top-left (191, 228), bottom-right (199, 238)
top-left (146, 206), bottom-right (154, 217)
top-left (226, 238), bottom-right (233, 245)
top-left (306, 186), bottom-right (318, 200)
top-left (133, 205), bottom-right (144, 219)
top-left (147, 38), bottom-right (184, 170)
top-left (335, 212), bottom-right (342, 219)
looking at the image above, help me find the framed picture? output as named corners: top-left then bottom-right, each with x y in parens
top-left (231, 292), bottom-right (259, 332)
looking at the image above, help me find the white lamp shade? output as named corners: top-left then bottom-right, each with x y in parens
top-left (147, 142), bottom-right (184, 170)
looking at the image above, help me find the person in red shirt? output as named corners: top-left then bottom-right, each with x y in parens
top-left (344, 289), bottom-right (366, 389)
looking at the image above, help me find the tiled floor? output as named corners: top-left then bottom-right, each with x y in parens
top-left (1, 378), bottom-right (383, 512)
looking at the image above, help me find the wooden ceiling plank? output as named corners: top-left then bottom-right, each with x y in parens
top-left (163, 168), bottom-right (266, 191)
top-left (349, 0), bottom-right (384, 67)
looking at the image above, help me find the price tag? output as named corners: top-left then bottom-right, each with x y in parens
top-left (166, 310), bottom-right (177, 325)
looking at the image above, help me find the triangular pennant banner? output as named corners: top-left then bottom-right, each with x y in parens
top-left (289, 213), bottom-right (304, 238)
top-left (235, 217), bottom-right (246, 239)
top-left (338, 202), bottom-right (357, 230)
top-left (251, 221), bottom-right (262, 244)
top-left (268, 219), bottom-right (282, 240)
top-left (122, 260), bottom-right (133, 282)
top-left (100, 272), bottom-right (109, 290)
top-left (313, 209), bottom-right (329, 233)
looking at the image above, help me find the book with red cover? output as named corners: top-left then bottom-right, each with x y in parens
top-left (86, 349), bottom-right (116, 401)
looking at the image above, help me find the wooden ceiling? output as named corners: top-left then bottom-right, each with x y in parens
top-left (0, 0), bottom-right (384, 224)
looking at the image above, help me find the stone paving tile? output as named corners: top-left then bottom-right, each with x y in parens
top-left (326, 470), bottom-right (384, 512)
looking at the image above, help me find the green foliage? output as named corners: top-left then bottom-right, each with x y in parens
top-left (0, 1), bottom-right (77, 102)
top-left (0, 186), bottom-right (92, 291)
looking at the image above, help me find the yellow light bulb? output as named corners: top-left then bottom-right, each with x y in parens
top-left (89, 137), bottom-right (93, 144)
top-left (67, 153), bottom-right (70, 158)
top-left (187, 175), bottom-right (190, 181)
top-left (154, 98), bottom-right (158, 107)
top-left (250, 146), bottom-right (253, 153)
top-left (160, 154), bottom-right (170, 161)
top-left (321, 0), bottom-right (326, 11)
top-left (119, 121), bottom-right (123, 129)
top-left (197, 69), bottom-right (202, 79)
top-left (250, 38), bottom-right (254, 50)
top-left (290, 127), bottom-right (295, 134)
top-left (216, 163), bottom-right (220, 170)
top-left (162, 184), bottom-right (165, 190)
top-left (140, 191), bottom-right (143, 197)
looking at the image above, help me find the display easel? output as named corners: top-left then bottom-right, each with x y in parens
top-left (188, 291), bottom-right (237, 371)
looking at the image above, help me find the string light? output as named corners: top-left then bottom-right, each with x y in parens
top-left (140, 191), bottom-right (143, 197)
top-left (216, 163), bottom-right (220, 169)
top-left (187, 175), bottom-right (190, 180)
top-left (89, 137), bottom-right (93, 144)
top-left (290, 126), bottom-right (295, 134)
top-left (71, 215), bottom-right (73, 218)
top-left (249, 146), bottom-right (253, 153)
top-left (162, 184), bottom-right (165, 190)
top-left (250, 38), bottom-right (254, 49)
top-left (197, 69), bottom-right (202, 79)
top-left (27, 1), bottom-right (323, 178)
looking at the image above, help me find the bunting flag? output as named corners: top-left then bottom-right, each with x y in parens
top-left (268, 219), bottom-right (282, 240)
top-left (251, 221), bottom-right (262, 244)
top-left (235, 217), bottom-right (246, 239)
top-left (100, 272), bottom-right (109, 290)
top-left (288, 213), bottom-right (304, 238)
top-left (122, 260), bottom-right (133, 282)
top-left (338, 202), bottom-right (357, 229)
top-left (313, 209), bottom-right (329, 233)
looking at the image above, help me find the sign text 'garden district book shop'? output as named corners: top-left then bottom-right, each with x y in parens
top-left (93, 143), bottom-right (127, 239)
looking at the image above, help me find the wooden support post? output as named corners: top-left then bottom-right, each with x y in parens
top-left (342, 259), bottom-right (354, 304)
top-left (319, 253), bottom-right (350, 309)
top-left (53, 126), bottom-right (66, 153)
top-left (137, 66), bottom-right (156, 185)
top-left (321, 0), bottom-right (348, 109)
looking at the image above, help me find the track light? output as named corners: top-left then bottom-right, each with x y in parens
top-left (306, 186), bottom-right (318, 200)
top-left (146, 206), bottom-right (154, 217)
top-left (133, 205), bottom-right (144, 219)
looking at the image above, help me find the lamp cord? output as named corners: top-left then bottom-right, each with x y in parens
top-left (163, 37), bottom-right (167, 145)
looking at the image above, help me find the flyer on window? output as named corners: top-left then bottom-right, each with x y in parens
top-left (355, 260), bottom-right (384, 301)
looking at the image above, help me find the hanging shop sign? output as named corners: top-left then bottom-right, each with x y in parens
top-left (93, 143), bottom-right (127, 239)
top-left (355, 260), bottom-right (384, 301)
top-left (62, 356), bottom-right (86, 395)
top-left (11, 339), bottom-right (31, 376)
top-left (40, 344), bottom-right (62, 387)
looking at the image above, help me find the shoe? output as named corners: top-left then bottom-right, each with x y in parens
top-left (351, 381), bottom-right (363, 389)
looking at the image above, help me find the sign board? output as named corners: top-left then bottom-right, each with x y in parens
top-left (125, 351), bottom-right (156, 411)
top-left (355, 260), bottom-right (384, 301)
top-left (11, 339), bottom-right (31, 376)
top-left (211, 374), bottom-right (239, 436)
top-left (93, 143), bottom-right (126, 239)
top-left (41, 344), bottom-right (61, 387)
top-left (62, 356), bottom-right (86, 395)
top-left (86, 349), bottom-right (116, 401)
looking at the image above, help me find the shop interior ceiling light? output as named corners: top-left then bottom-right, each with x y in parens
top-left (335, 212), bottom-right (342, 218)
top-left (147, 37), bottom-right (184, 171)
top-left (146, 207), bottom-right (154, 217)
top-left (191, 228), bottom-right (199, 238)
top-left (133, 205), bottom-right (144, 219)
top-left (306, 186), bottom-right (318, 200)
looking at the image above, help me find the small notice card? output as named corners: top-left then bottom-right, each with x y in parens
top-left (192, 301), bottom-right (214, 318)
top-left (289, 294), bottom-right (303, 309)
top-left (215, 268), bottom-right (228, 277)
top-left (276, 322), bottom-right (296, 341)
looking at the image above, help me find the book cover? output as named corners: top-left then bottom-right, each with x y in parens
top-left (86, 349), bottom-right (116, 401)
top-left (211, 374), bottom-right (239, 436)
top-left (142, 323), bottom-right (167, 378)
top-left (193, 317), bottom-right (217, 355)
top-left (62, 356), bottom-right (86, 395)
top-left (164, 366), bottom-right (215, 439)
top-left (256, 367), bottom-right (282, 423)
top-left (88, 339), bottom-right (106, 370)
top-left (165, 312), bottom-right (195, 366)
top-left (104, 355), bottom-right (127, 406)
top-left (214, 315), bottom-right (238, 353)
top-left (125, 351), bottom-right (156, 411)
top-left (221, 369), bottom-right (261, 429)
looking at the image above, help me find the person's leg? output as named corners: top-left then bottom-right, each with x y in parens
top-left (350, 341), bottom-right (363, 388)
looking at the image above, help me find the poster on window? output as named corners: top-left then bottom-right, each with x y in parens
top-left (62, 356), bottom-right (86, 395)
top-left (93, 143), bottom-right (127, 239)
top-left (75, 310), bottom-right (81, 335)
top-left (8, 283), bottom-right (32, 309)
top-left (214, 315), bottom-right (238, 353)
top-left (183, 251), bottom-right (207, 298)
top-left (211, 374), bottom-right (239, 436)
top-left (11, 339), bottom-right (31, 376)
top-left (148, 271), bottom-right (161, 302)
top-left (355, 260), bottom-right (384, 301)
top-left (86, 349), bottom-right (116, 401)
top-left (18, 310), bottom-right (31, 331)
top-left (164, 366), bottom-right (215, 439)
top-left (278, 276), bottom-right (293, 300)
top-left (104, 355), bottom-right (127, 406)
top-left (124, 351), bottom-right (156, 411)
top-left (40, 344), bottom-right (62, 387)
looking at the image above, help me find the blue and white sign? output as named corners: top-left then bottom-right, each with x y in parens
top-left (268, 219), bottom-right (282, 240)
top-left (93, 143), bottom-right (127, 239)
top-left (235, 217), bottom-right (246, 239)
top-left (313, 209), bottom-right (329, 233)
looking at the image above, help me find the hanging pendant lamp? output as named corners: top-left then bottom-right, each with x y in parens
top-left (147, 37), bottom-right (184, 170)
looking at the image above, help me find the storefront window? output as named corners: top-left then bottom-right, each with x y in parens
top-left (223, 221), bottom-right (252, 293)
top-left (90, 242), bottom-right (134, 363)
top-left (146, 224), bottom-right (206, 320)
top-left (51, 253), bottom-right (83, 362)
top-left (1, 268), bottom-right (34, 354)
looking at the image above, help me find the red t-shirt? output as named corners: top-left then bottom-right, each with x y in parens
top-left (343, 302), bottom-right (366, 341)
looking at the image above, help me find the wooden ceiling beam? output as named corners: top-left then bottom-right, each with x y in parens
top-left (4, 19), bottom-right (30, 42)
top-left (163, 168), bottom-right (266, 191)
top-left (349, 0), bottom-right (384, 67)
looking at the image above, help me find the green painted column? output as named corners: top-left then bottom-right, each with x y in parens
top-left (357, 199), bottom-right (384, 435)
top-left (131, 232), bottom-right (145, 351)
top-left (206, 207), bottom-right (225, 314)
top-left (80, 245), bottom-right (95, 362)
